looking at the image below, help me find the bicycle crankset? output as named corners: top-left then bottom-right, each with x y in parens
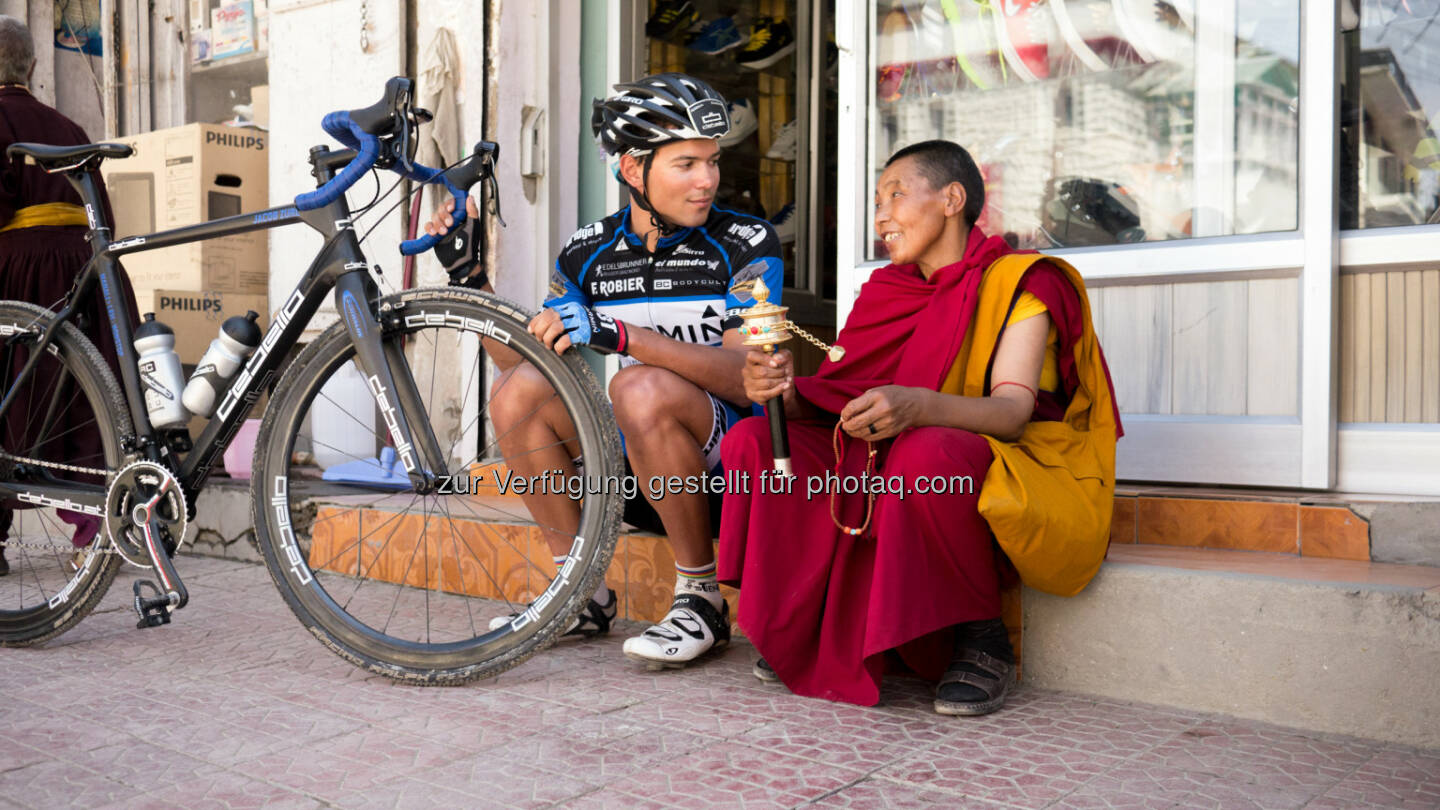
top-left (105, 460), bottom-right (188, 569)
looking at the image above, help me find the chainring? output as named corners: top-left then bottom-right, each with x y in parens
top-left (104, 460), bottom-right (188, 568)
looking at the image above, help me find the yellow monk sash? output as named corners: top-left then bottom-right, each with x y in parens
top-left (949, 253), bottom-right (1120, 597)
top-left (0, 202), bottom-right (89, 233)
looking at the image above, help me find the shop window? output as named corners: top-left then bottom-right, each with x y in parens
top-left (188, 0), bottom-right (269, 125)
top-left (866, 0), bottom-right (1300, 258)
top-left (641, 0), bottom-right (841, 365)
top-left (1341, 0), bottom-right (1440, 229)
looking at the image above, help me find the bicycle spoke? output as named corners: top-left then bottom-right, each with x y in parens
top-left (433, 495), bottom-right (487, 629)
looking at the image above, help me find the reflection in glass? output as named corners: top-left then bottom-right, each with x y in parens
top-left (1341, 0), bottom-right (1440, 229)
top-left (868, 1), bottom-right (1301, 258)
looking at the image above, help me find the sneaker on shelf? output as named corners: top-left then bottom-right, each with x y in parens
top-left (487, 588), bottom-right (617, 639)
top-left (719, 98), bottom-right (758, 147)
top-left (737, 17), bottom-right (796, 70)
top-left (646, 0), bottom-right (699, 40)
top-left (621, 593), bottom-right (731, 669)
top-left (687, 16), bottom-right (746, 55)
top-left (770, 202), bottom-right (796, 244)
top-left (765, 119), bottom-right (799, 161)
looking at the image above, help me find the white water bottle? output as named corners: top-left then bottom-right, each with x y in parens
top-left (182, 311), bottom-right (262, 417)
top-left (133, 314), bottom-right (189, 429)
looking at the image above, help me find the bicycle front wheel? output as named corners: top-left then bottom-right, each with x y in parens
top-left (0, 301), bottom-right (129, 645)
top-left (251, 288), bottom-right (623, 684)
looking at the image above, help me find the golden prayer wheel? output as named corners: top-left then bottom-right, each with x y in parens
top-left (737, 279), bottom-right (845, 476)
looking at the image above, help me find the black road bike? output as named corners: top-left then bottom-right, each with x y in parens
top-left (0, 78), bottom-right (623, 684)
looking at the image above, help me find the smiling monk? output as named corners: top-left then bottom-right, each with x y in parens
top-left (719, 140), bottom-right (1123, 714)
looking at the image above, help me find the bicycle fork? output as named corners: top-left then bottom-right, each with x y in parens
top-left (333, 271), bottom-right (448, 489)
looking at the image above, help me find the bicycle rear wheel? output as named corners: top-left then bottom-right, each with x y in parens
top-left (251, 288), bottom-right (623, 684)
top-left (0, 301), bottom-right (128, 645)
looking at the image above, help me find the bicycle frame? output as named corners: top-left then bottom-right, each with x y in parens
top-left (0, 144), bottom-right (449, 515)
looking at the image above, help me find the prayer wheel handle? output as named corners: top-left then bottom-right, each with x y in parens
top-left (736, 279), bottom-right (845, 477)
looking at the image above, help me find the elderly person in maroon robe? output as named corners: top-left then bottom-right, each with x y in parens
top-left (0, 15), bottom-right (138, 575)
top-left (719, 140), bottom-right (1121, 714)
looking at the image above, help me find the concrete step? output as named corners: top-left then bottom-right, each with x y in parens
top-left (181, 476), bottom-right (1439, 747)
top-left (1023, 544), bottom-right (1440, 749)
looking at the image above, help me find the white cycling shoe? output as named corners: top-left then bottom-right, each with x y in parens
top-left (622, 593), bottom-right (731, 669)
top-left (487, 588), bottom-right (617, 638)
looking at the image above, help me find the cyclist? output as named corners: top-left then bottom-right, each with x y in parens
top-left (427, 73), bottom-right (781, 667)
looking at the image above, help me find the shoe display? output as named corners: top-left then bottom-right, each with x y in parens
top-left (621, 593), bottom-right (731, 668)
top-left (770, 202), bottom-right (795, 244)
top-left (939, 0), bottom-right (1007, 91)
top-left (737, 17), bottom-right (796, 70)
top-left (487, 588), bottom-right (617, 639)
top-left (765, 119), bottom-right (798, 161)
top-left (995, 0), bottom-right (1054, 82)
top-left (719, 98), bottom-right (758, 147)
top-left (687, 16), bottom-right (746, 55)
top-left (876, 5), bottom-right (911, 102)
top-left (646, 0), bottom-right (699, 40)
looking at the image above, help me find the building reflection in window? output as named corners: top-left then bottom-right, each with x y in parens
top-left (868, 0), bottom-right (1301, 256)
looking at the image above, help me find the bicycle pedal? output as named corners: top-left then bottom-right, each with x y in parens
top-left (132, 580), bottom-right (173, 629)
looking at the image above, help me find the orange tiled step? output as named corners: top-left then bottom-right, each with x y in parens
top-left (1110, 487), bottom-right (1372, 561)
top-left (308, 501), bottom-right (1025, 669)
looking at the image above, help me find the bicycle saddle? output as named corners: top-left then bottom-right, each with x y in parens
top-left (6, 142), bottom-right (133, 171)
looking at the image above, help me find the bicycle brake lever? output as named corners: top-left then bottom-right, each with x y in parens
top-left (483, 156), bottom-right (507, 228)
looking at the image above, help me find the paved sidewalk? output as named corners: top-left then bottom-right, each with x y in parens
top-left (2, 555), bottom-right (1437, 809)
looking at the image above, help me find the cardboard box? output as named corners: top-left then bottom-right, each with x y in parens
top-left (102, 123), bottom-right (269, 302)
top-left (251, 85), bottom-right (268, 128)
top-left (212, 0), bottom-right (256, 60)
top-left (153, 288), bottom-right (270, 365)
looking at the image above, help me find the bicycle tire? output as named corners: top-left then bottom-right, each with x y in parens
top-left (0, 301), bottom-right (129, 645)
top-left (251, 287), bottom-right (624, 684)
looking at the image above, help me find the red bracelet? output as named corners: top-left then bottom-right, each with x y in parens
top-left (991, 380), bottom-right (1038, 405)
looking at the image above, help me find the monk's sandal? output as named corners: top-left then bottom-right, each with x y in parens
top-left (622, 593), bottom-right (730, 669)
top-left (934, 648), bottom-right (1014, 717)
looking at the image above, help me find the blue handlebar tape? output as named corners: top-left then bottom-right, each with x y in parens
top-left (399, 169), bottom-right (468, 256)
top-left (294, 112), bottom-right (380, 211)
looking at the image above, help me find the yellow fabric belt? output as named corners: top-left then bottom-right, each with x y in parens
top-left (0, 203), bottom-right (88, 233)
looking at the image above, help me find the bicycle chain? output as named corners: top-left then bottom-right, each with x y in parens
top-left (0, 539), bottom-right (121, 555)
top-left (0, 451), bottom-right (110, 478)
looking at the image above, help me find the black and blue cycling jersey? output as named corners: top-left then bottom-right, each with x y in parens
top-left (544, 205), bottom-right (783, 352)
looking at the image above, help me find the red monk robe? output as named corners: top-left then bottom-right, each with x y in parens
top-left (0, 86), bottom-right (139, 555)
top-left (718, 227), bottom-right (1118, 706)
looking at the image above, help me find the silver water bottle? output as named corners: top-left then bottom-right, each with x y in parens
top-left (133, 314), bottom-right (189, 429)
top-left (182, 311), bottom-right (262, 417)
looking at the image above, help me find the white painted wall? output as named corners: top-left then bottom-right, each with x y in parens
top-left (267, 0), bottom-right (579, 326)
top-left (266, 0), bottom-right (406, 335)
top-left (483, 0), bottom-right (579, 310)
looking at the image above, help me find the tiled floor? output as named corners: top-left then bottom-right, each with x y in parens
top-left (2, 555), bottom-right (1437, 809)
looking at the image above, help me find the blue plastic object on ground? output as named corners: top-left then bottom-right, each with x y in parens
top-left (322, 446), bottom-right (411, 489)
